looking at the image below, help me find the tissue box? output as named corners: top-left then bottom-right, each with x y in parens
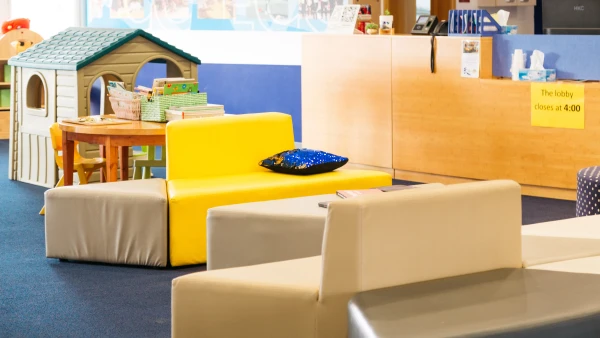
top-left (501, 25), bottom-right (518, 35)
top-left (518, 69), bottom-right (556, 82)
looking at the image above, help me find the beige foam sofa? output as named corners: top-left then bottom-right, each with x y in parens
top-left (171, 180), bottom-right (523, 338)
top-left (522, 215), bottom-right (600, 272)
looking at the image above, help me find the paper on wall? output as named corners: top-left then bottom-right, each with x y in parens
top-left (461, 40), bottom-right (480, 78)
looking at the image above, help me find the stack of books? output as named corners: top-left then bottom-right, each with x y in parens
top-left (165, 104), bottom-right (225, 121)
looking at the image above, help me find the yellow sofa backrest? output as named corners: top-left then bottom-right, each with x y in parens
top-left (166, 112), bottom-right (296, 180)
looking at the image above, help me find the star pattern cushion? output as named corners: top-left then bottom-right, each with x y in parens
top-left (259, 148), bottom-right (349, 175)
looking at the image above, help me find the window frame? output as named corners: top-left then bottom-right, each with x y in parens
top-left (24, 72), bottom-right (48, 117)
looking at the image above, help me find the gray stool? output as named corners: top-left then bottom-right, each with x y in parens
top-left (206, 183), bottom-right (445, 270)
top-left (45, 178), bottom-right (169, 266)
top-left (206, 194), bottom-right (331, 270)
top-left (577, 166), bottom-right (600, 217)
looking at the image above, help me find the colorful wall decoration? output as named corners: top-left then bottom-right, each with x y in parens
top-left (86, 0), bottom-right (306, 141)
top-left (86, 0), bottom-right (344, 32)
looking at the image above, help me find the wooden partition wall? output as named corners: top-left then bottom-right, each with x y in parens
top-left (302, 34), bottom-right (600, 200)
top-left (431, 0), bottom-right (455, 20)
top-left (302, 35), bottom-right (393, 172)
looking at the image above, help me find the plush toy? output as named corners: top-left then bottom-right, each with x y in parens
top-left (2, 18), bottom-right (31, 34)
top-left (11, 40), bottom-right (34, 54)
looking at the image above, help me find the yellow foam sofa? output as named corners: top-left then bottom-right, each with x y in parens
top-left (166, 112), bottom-right (392, 266)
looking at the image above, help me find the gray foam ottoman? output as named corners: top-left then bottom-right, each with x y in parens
top-left (45, 178), bottom-right (168, 267)
top-left (348, 268), bottom-right (600, 338)
top-left (206, 183), bottom-right (445, 270)
top-left (206, 194), bottom-right (331, 270)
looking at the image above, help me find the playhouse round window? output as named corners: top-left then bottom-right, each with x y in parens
top-left (26, 74), bottom-right (46, 109)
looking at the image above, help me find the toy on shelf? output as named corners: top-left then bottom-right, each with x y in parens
top-left (379, 9), bottom-right (394, 35)
top-left (0, 18), bottom-right (42, 59)
top-left (6, 27), bottom-right (201, 188)
top-left (356, 5), bottom-right (372, 34)
top-left (2, 18), bottom-right (30, 33)
top-left (0, 18), bottom-right (43, 140)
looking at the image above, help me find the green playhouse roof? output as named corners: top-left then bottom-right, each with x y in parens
top-left (8, 28), bottom-right (201, 71)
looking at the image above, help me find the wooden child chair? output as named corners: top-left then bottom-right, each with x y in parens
top-left (133, 145), bottom-right (166, 179)
top-left (39, 123), bottom-right (106, 215)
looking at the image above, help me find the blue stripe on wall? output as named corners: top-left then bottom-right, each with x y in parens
top-left (133, 62), bottom-right (303, 142)
top-left (199, 64), bottom-right (302, 141)
top-left (493, 35), bottom-right (600, 81)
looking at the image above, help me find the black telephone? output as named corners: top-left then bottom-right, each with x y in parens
top-left (429, 20), bottom-right (448, 74)
top-left (410, 16), bottom-right (449, 73)
top-left (432, 20), bottom-right (448, 36)
top-left (411, 15), bottom-right (438, 35)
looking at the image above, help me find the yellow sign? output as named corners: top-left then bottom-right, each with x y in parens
top-left (531, 83), bottom-right (585, 129)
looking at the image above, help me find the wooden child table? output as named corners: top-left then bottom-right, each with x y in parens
top-left (58, 117), bottom-right (166, 185)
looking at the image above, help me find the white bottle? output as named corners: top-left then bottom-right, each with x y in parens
top-left (511, 49), bottom-right (525, 81)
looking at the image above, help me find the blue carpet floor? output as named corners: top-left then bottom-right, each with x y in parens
top-left (0, 139), bottom-right (576, 337)
top-left (0, 141), bottom-right (204, 338)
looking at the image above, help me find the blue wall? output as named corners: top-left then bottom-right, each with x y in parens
top-left (134, 63), bottom-right (303, 141)
top-left (493, 35), bottom-right (600, 81)
top-left (198, 64), bottom-right (302, 141)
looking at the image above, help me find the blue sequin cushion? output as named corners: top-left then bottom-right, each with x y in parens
top-left (259, 149), bottom-right (349, 175)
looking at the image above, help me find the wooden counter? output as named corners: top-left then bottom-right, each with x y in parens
top-left (302, 34), bottom-right (600, 200)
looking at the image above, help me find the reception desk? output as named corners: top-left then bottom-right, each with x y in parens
top-left (302, 34), bottom-right (600, 200)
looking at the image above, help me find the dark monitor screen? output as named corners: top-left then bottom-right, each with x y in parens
top-left (545, 28), bottom-right (600, 35)
top-left (543, 0), bottom-right (600, 30)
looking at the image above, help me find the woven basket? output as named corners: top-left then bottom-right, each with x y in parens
top-left (108, 96), bottom-right (141, 121)
top-left (140, 93), bottom-right (208, 122)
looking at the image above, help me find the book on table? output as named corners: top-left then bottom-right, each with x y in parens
top-left (318, 185), bottom-right (419, 207)
top-left (319, 189), bottom-right (382, 208)
top-left (336, 185), bottom-right (417, 199)
top-left (62, 116), bottom-right (131, 126)
top-left (377, 185), bottom-right (417, 192)
top-left (165, 104), bottom-right (225, 121)
top-left (336, 189), bottom-right (383, 199)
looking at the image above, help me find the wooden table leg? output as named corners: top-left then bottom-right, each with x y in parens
top-left (105, 140), bottom-right (118, 182)
top-left (62, 131), bottom-right (75, 186)
top-left (99, 144), bottom-right (106, 183)
top-left (119, 146), bottom-right (129, 181)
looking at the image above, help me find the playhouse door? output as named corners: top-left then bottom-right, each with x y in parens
top-left (78, 74), bottom-right (134, 182)
top-left (15, 68), bottom-right (57, 188)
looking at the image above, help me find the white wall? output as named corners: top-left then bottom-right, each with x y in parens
top-left (10, 0), bottom-right (83, 39)
top-left (147, 29), bottom-right (305, 66)
top-left (0, 0), bottom-right (10, 23)
top-left (482, 6), bottom-right (534, 34)
top-left (7, 0), bottom-right (305, 66)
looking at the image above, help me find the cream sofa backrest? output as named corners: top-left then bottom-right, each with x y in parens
top-left (319, 179), bottom-right (523, 300)
top-left (166, 112), bottom-right (296, 180)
